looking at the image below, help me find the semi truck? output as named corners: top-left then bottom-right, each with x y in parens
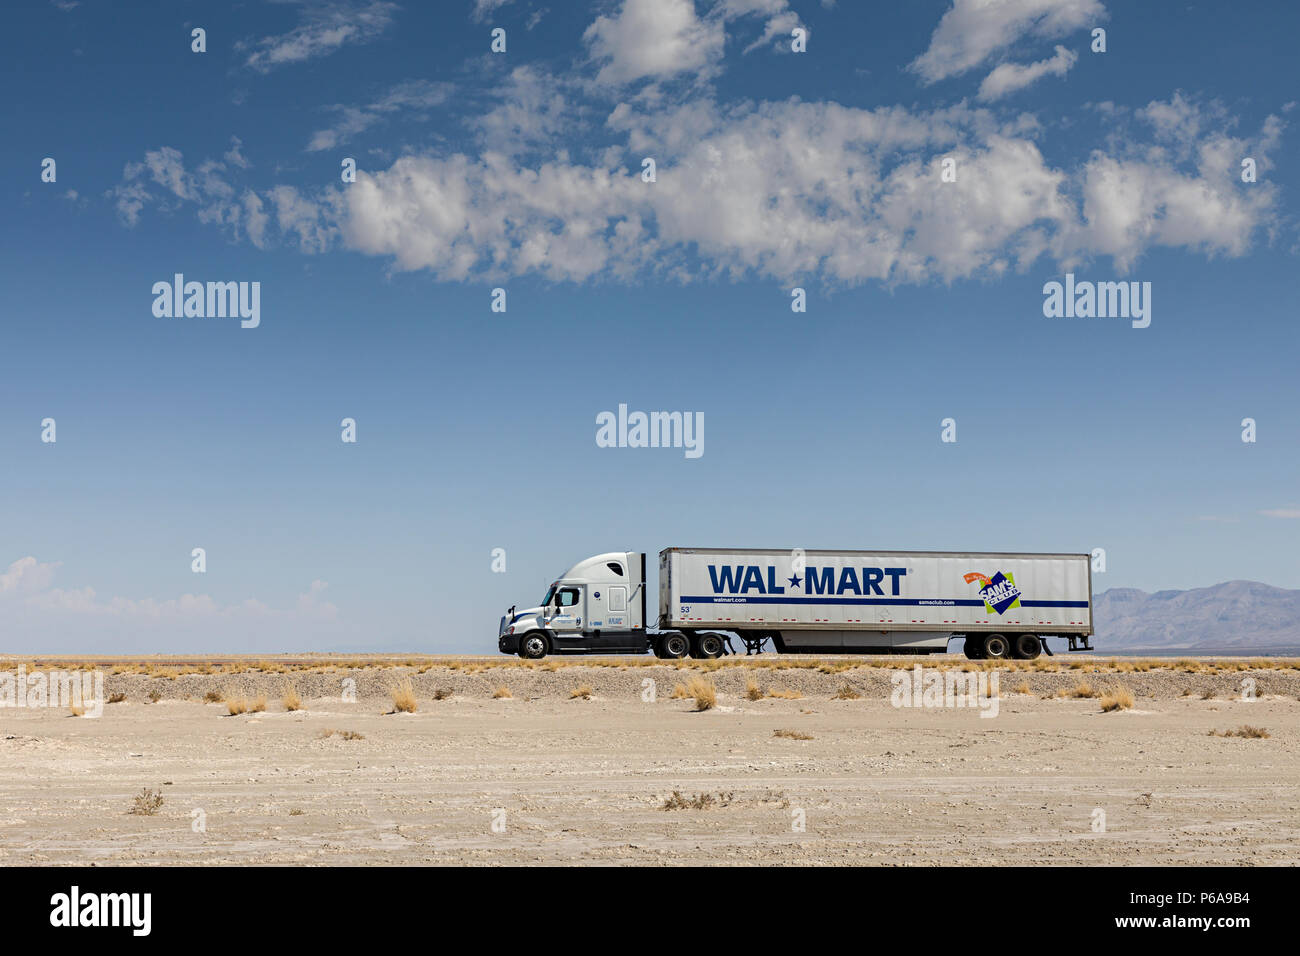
top-left (497, 548), bottom-right (1094, 661)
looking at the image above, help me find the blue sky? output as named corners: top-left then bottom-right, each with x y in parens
top-left (2, 0), bottom-right (1297, 652)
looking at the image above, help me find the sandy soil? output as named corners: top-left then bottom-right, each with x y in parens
top-left (2, 660), bottom-right (1298, 865)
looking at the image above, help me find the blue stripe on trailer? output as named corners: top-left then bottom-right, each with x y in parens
top-left (678, 595), bottom-right (1089, 608)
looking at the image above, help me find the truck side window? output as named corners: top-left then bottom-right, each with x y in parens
top-left (607, 562), bottom-right (624, 576)
top-left (556, 588), bottom-right (580, 607)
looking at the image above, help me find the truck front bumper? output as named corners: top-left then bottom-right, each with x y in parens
top-left (498, 633), bottom-right (521, 655)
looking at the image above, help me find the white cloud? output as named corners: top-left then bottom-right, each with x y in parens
top-left (585, 0), bottom-right (724, 86)
top-left (1060, 96), bottom-right (1280, 270)
top-left (0, 557), bottom-right (62, 595)
top-left (472, 0), bottom-right (514, 20)
top-left (475, 66), bottom-right (573, 156)
top-left (582, 0), bottom-right (806, 83)
top-left (240, 0), bottom-right (397, 73)
top-left (306, 79), bottom-right (454, 151)
top-left (978, 44), bottom-right (1077, 100)
top-left (224, 135), bottom-right (252, 169)
top-left (911, 0), bottom-right (1104, 84)
top-left (1260, 509), bottom-right (1300, 519)
top-left (109, 91), bottom-right (1283, 287)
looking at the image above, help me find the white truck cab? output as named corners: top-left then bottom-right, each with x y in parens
top-left (498, 551), bottom-right (669, 659)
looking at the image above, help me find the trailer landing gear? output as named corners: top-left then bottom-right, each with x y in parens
top-left (738, 633), bottom-right (772, 655)
top-left (1066, 636), bottom-right (1095, 652)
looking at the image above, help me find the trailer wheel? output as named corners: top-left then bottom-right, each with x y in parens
top-left (963, 637), bottom-right (985, 660)
top-left (658, 633), bottom-right (689, 659)
top-left (692, 633), bottom-right (724, 660)
top-left (519, 633), bottom-right (549, 660)
top-left (982, 634), bottom-right (1009, 660)
top-left (1014, 633), bottom-right (1042, 660)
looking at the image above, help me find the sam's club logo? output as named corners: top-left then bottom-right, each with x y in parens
top-left (964, 571), bottom-right (1021, 615)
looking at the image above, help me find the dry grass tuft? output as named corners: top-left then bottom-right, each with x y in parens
top-left (282, 684), bottom-right (303, 711)
top-left (1210, 725), bottom-right (1270, 739)
top-left (745, 678), bottom-right (763, 701)
top-left (773, 728), bottom-right (814, 740)
top-left (319, 728), bottom-right (365, 740)
top-left (491, 686), bottom-right (513, 699)
top-left (832, 684), bottom-right (861, 700)
top-left (1099, 685), bottom-right (1135, 712)
top-left (390, 678), bottom-right (418, 713)
top-left (1013, 680), bottom-right (1032, 696)
top-left (661, 790), bottom-right (733, 810)
top-left (225, 696), bottom-right (249, 716)
top-left (685, 675), bottom-right (716, 711)
top-left (766, 687), bottom-right (801, 699)
top-left (129, 787), bottom-right (164, 816)
top-left (203, 690), bottom-right (223, 704)
top-left (107, 692), bottom-right (127, 704)
top-left (1070, 680), bottom-right (1096, 699)
top-left (249, 694), bottom-right (267, 713)
top-left (570, 685), bottom-right (594, 700)
top-left (433, 688), bottom-right (453, 700)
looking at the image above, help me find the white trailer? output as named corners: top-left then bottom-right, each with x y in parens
top-left (497, 548), bottom-right (1094, 661)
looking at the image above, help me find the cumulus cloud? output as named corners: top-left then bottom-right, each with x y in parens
top-left (0, 557), bottom-right (62, 595)
top-left (240, 0), bottom-right (397, 73)
top-left (340, 93), bottom-right (1279, 283)
top-left (911, 0), bottom-right (1104, 84)
top-left (108, 90), bottom-right (1283, 285)
top-left (585, 0), bottom-right (724, 86)
top-left (583, 0), bottom-right (806, 85)
top-left (978, 44), bottom-right (1077, 101)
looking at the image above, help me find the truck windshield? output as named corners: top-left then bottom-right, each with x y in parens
top-left (540, 584), bottom-right (557, 607)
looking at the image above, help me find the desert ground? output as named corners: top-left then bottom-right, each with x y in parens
top-left (2, 655), bottom-right (1298, 865)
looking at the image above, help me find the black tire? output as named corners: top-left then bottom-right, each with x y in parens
top-left (982, 633), bottom-right (1010, 660)
top-left (692, 633), bottom-right (724, 659)
top-left (658, 632), bottom-right (689, 659)
top-left (963, 636), bottom-right (985, 660)
top-left (1014, 633), bottom-right (1042, 660)
top-left (519, 632), bottom-right (549, 660)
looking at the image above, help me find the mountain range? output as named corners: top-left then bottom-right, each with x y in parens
top-left (1093, 580), bottom-right (1300, 652)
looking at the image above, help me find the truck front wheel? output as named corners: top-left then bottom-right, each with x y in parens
top-left (519, 633), bottom-right (549, 660)
top-left (963, 637), bottom-right (985, 660)
top-left (657, 633), bottom-right (689, 659)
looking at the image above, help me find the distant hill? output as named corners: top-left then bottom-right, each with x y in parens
top-left (1094, 580), bottom-right (1300, 652)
